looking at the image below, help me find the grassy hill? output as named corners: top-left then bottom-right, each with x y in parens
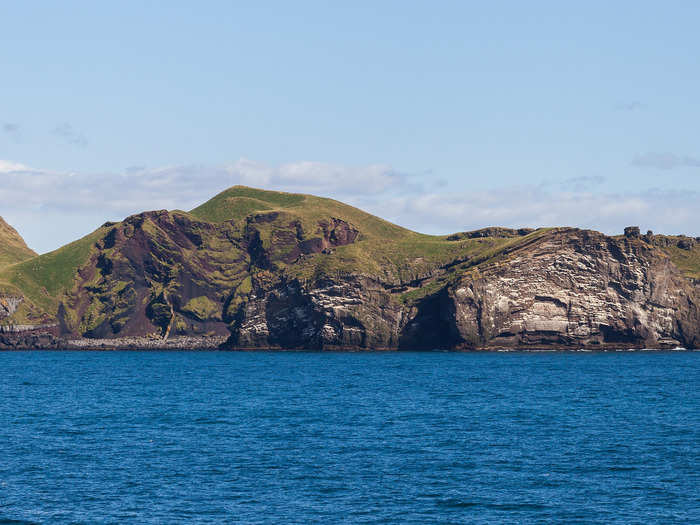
top-left (0, 217), bottom-right (37, 268)
top-left (190, 185), bottom-right (410, 238)
top-left (189, 186), bottom-right (538, 285)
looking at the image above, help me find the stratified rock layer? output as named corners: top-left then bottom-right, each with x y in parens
top-left (227, 229), bottom-right (698, 350)
top-left (445, 229), bottom-right (699, 349)
top-left (229, 275), bottom-right (406, 349)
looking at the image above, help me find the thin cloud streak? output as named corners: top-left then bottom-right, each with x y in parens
top-left (52, 123), bottom-right (88, 147)
top-left (2, 123), bottom-right (21, 140)
top-left (0, 159), bottom-right (412, 216)
top-left (357, 188), bottom-right (699, 238)
top-left (614, 101), bottom-right (645, 112)
top-left (1, 158), bottom-right (697, 253)
top-left (632, 152), bottom-right (700, 170)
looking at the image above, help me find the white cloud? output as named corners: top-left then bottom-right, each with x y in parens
top-left (0, 159), bottom-right (411, 216)
top-left (1, 158), bottom-right (697, 254)
top-left (632, 152), bottom-right (700, 170)
top-left (0, 159), bottom-right (413, 251)
top-left (352, 188), bottom-right (699, 238)
top-left (0, 160), bottom-right (30, 173)
top-left (223, 159), bottom-right (409, 195)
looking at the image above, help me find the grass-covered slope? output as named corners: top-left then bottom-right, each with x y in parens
top-left (190, 185), bottom-right (410, 239)
top-left (658, 239), bottom-right (700, 280)
top-left (0, 217), bottom-right (36, 268)
top-left (190, 186), bottom-right (535, 284)
top-left (0, 224), bottom-right (112, 317)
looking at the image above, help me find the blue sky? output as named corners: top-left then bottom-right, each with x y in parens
top-left (1, 1), bottom-right (698, 252)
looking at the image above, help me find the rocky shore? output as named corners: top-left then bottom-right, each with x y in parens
top-left (65, 335), bottom-right (228, 350)
top-left (0, 329), bottom-right (227, 351)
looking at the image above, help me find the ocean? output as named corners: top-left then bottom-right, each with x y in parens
top-left (0, 351), bottom-right (698, 523)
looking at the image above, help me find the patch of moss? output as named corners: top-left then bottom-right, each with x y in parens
top-left (662, 244), bottom-right (700, 280)
top-left (79, 298), bottom-right (108, 335)
top-left (237, 275), bottom-right (252, 294)
top-left (181, 295), bottom-right (221, 321)
top-left (146, 293), bottom-right (172, 334)
top-left (224, 276), bottom-right (254, 320)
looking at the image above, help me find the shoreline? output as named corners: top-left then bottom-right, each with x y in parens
top-left (0, 348), bottom-right (693, 352)
top-left (1, 328), bottom-right (695, 352)
top-left (0, 338), bottom-right (693, 352)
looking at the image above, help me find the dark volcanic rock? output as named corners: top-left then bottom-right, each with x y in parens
top-left (0, 326), bottom-right (62, 350)
top-left (228, 275), bottom-right (404, 350)
top-left (61, 211), bottom-right (248, 339)
top-left (48, 209), bottom-right (368, 345)
top-left (677, 238), bottom-right (696, 250)
top-left (624, 226), bottom-right (641, 239)
top-left (447, 227), bottom-right (534, 241)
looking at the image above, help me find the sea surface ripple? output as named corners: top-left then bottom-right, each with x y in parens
top-left (0, 351), bottom-right (698, 524)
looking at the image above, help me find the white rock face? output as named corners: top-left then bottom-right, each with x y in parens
top-left (449, 230), bottom-right (696, 349)
top-left (0, 296), bottom-right (22, 319)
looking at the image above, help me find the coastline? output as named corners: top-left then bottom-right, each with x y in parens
top-left (0, 330), bottom-right (692, 352)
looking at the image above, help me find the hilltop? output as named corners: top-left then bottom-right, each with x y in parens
top-left (0, 186), bottom-right (698, 349)
top-left (0, 217), bottom-right (36, 268)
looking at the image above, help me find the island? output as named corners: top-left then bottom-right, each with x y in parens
top-left (1, 186), bottom-right (698, 350)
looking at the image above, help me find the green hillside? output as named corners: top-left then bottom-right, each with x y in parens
top-left (660, 241), bottom-right (700, 280)
top-left (0, 217), bottom-right (37, 268)
top-left (0, 224), bottom-right (112, 315)
top-left (190, 185), bottom-right (411, 239)
top-left (0, 186), bottom-right (532, 322)
top-left (189, 186), bottom-right (531, 284)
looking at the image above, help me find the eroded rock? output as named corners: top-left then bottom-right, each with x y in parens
top-left (223, 229), bottom-right (699, 350)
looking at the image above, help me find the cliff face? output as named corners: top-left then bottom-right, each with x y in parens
top-left (0, 296), bottom-right (22, 319)
top-left (443, 230), bottom-right (698, 349)
top-left (54, 206), bottom-right (372, 342)
top-left (229, 275), bottom-right (406, 349)
top-left (0, 186), bottom-right (697, 350)
top-left (58, 210), bottom-right (246, 338)
top-left (226, 229), bottom-right (699, 350)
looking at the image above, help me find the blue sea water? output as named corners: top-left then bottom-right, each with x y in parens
top-left (0, 351), bottom-right (698, 524)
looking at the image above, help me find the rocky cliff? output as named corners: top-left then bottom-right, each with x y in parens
top-left (0, 187), bottom-right (698, 350)
top-left (227, 229), bottom-right (699, 350)
top-left (433, 229), bottom-right (698, 349)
